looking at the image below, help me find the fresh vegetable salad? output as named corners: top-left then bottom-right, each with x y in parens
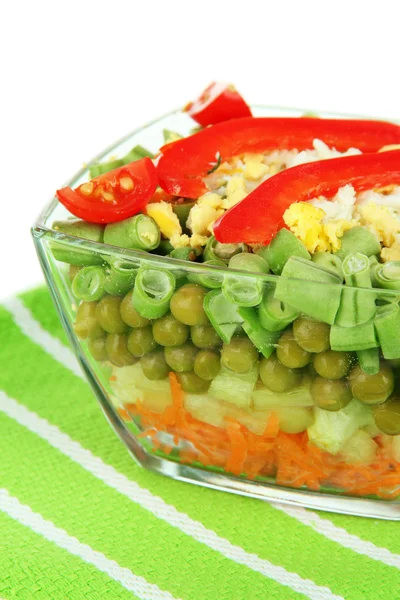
top-left (50, 83), bottom-right (400, 502)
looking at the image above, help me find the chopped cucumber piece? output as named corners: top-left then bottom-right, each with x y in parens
top-left (252, 379), bottom-right (314, 409)
top-left (208, 364), bottom-right (259, 408)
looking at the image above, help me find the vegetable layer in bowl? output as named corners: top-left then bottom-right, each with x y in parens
top-left (45, 83), bottom-right (400, 503)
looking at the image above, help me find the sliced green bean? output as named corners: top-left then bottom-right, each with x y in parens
top-left (330, 319), bottom-right (378, 351)
top-left (72, 266), bottom-right (105, 302)
top-left (375, 304), bottom-right (400, 359)
top-left (203, 289), bottom-right (244, 343)
top-left (89, 158), bottom-right (123, 178)
top-left (104, 215), bottom-right (160, 251)
top-left (204, 235), bottom-right (247, 264)
top-left (373, 261), bottom-right (400, 290)
top-left (51, 219), bottom-right (105, 266)
top-left (222, 253), bottom-right (269, 307)
top-left (275, 257), bottom-right (342, 324)
top-left (132, 267), bottom-right (176, 319)
top-left (237, 307), bottom-right (280, 359)
top-left (168, 247), bottom-right (201, 261)
top-left (258, 287), bottom-right (298, 332)
top-left (103, 261), bottom-right (138, 296)
top-left (336, 227), bottom-right (381, 260)
top-left (312, 252), bottom-right (343, 280)
top-left (357, 347), bottom-right (380, 375)
top-left (266, 229), bottom-right (310, 275)
top-left (187, 260), bottom-right (226, 289)
top-left (122, 145), bottom-right (154, 164)
top-left (173, 202), bottom-right (195, 230)
top-left (163, 129), bottom-right (183, 144)
top-left (155, 240), bottom-right (174, 256)
top-left (335, 253), bottom-right (376, 327)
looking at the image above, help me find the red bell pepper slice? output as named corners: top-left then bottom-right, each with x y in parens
top-left (157, 117), bottom-right (400, 198)
top-left (56, 158), bottom-right (157, 224)
top-left (213, 150), bottom-right (400, 245)
top-left (184, 82), bottom-right (252, 127)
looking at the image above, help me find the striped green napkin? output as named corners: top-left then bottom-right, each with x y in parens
top-left (1, 286), bottom-right (400, 600)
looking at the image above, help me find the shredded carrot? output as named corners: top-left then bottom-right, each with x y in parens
top-left (127, 386), bottom-right (400, 499)
top-left (109, 375), bottom-right (117, 382)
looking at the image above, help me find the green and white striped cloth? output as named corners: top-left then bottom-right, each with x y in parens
top-left (1, 286), bottom-right (400, 600)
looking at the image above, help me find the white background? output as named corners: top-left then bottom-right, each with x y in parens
top-left (1, 0), bottom-right (399, 298)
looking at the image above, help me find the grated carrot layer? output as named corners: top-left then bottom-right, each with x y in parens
top-left (121, 374), bottom-right (400, 499)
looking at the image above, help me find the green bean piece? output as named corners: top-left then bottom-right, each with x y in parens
top-left (74, 302), bottom-right (104, 340)
top-left (204, 235), bottom-right (247, 264)
top-left (335, 253), bottom-right (376, 327)
top-left (237, 307), bottom-right (280, 359)
top-left (51, 219), bottom-right (105, 266)
top-left (187, 259), bottom-right (226, 289)
top-left (120, 290), bottom-right (150, 328)
top-left (104, 215), bottom-right (160, 251)
top-left (357, 348), bottom-right (380, 375)
top-left (371, 261), bottom-right (400, 291)
top-left (168, 247), bottom-right (201, 261)
top-left (172, 201), bottom-right (195, 230)
top-left (155, 240), bottom-right (174, 256)
top-left (293, 317), bottom-right (330, 353)
top-left (313, 350), bottom-right (352, 379)
top-left (103, 261), bottom-right (137, 296)
top-left (276, 329), bottom-right (312, 369)
top-left (375, 304), bottom-right (400, 359)
top-left (259, 354), bottom-right (302, 393)
top-left (164, 342), bottom-right (198, 372)
top-left (68, 265), bottom-right (81, 282)
top-left (127, 327), bottom-right (157, 357)
top-left (105, 333), bottom-right (137, 367)
top-left (170, 283), bottom-right (209, 325)
top-left (152, 314), bottom-right (189, 346)
top-left (177, 372), bottom-right (211, 394)
top-left (140, 349), bottom-right (170, 380)
top-left (89, 158), bottom-right (123, 178)
top-left (222, 253), bottom-right (269, 307)
top-left (203, 289), bottom-right (244, 343)
top-left (122, 145), bottom-right (154, 164)
top-left (336, 227), bottom-right (381, 260)
top-left (258, 287), bottom-right (299, 332)
top-left (266, 229), bottom-right (310, 275)
top-left (95, 296), bottom-right (128, 334)
top-left (349, 363), bottom-right (394, 405)
top-left (253, 245), bottom-right (270, 266)
top-left (373, 396), bottom-right (400, 435)
top-left (193, 350), bottom-right (221, 380)
top-left (88, 336), bottom-right (108, 361)
top-left (311, 377), bottom-right (352, 411)
top-left (163, 129), bottom-right (184, 144)
top-left (312, 252), bottom-right (343, 280)
top-left (190, 325), bottom-right (222, 349)
top-left (330, 319), bottom-right (378, 351)
top-left (275, 257), bottom-right (342, 324)
top-left (221, 337), bottom-right (259, 374)
top-left (133, 268), bottom-right (176, 319)
top-left (72, 266), bottom-right (106, 302)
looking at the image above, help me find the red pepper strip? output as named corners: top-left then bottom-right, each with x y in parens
top-left (213, 150), bottom-right (400, 245)
top-left (184, 82), bottom-right (252, 127)
top-left (157, 117), bottom-right (400, 198)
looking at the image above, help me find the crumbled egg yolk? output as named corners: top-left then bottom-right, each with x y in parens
top-left (356, 203), bottom-right (400, 247)
top-left (283, 203), bottom-right (356, 253)
top-left (146, 201), bottom-right (181, 239)
top-left (170, 233), bottom-right (190, 248)
top-left (187, 195), bottom-right (224, 237)
top-left (381, 243), bottom-right (400, 262)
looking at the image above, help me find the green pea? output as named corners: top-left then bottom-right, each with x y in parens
top-left (141, 349), bottom-right (170, 380)
top-left (313, 350), bottom-right (352, 380)
top-left (293, 317), bottom-right (330, 353)
top-left (164, 342), bottom-right (198, 372)
top-left (120, 290), bottom-right (150, 328)
top-left (311, 377), bottom-right (352, 411)
top-left (88, 336), bottom-right (107, 361)
top-left (190, 325), bottom-right (222, 349)
top-left (349, 363), bottom-right (394, 405)
top-left (221, 337), bottom-right (258, 374)
top-left (95, 296), bottom-right (128, 334)
top-left (152, 314), bottom-right (189, 346)
top-left (374, 396), bottom-right (400, 435)
top-left (259, 354), bottom-right (302, 393)
top-left (127, 327), bottom-right (157, 357)
top-left (170, 284), bottom-right (209, 325)
top-left (276, 329), bottom-right (312, 369)
top-left (194, 350), bottom-right (221, 380)
top-left (105, 333), bottom-right (137, 367)
top-left (74, 302), bottom-right (104, 340)
top-left (177, 371), bottom-right (211, 393)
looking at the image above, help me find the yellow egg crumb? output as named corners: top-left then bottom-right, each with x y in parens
top-left (146, 201), bottom-right (182, 239)
top-left (323, 220), bottom-right (357, 252)
top-left (198, 193), bottom-right (223, 209)
top-left (190, 234), bottom-right (209, 247)
top-left (242, 153), bottom-right (265, 164)
top-left (356, 203), bottom-right (400, 247)
top-left (381, 243), bottom-right (400, 262)
top-left (222, 189), bottom-right (248, 210)
top-left (244, 160), bottom-right (269, 181)
top-left (226, 175), bottom-right (246, 196)
top-left (170, 233), bottom-right (190, 249)
top-left (187, 203), bottom-right (223, 236)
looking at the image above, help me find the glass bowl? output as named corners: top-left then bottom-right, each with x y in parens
top-left (32, 106), bottom-right (400, 519)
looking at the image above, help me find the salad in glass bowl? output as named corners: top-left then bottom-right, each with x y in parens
top-left (32, 82), bottom-right (400, 518)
